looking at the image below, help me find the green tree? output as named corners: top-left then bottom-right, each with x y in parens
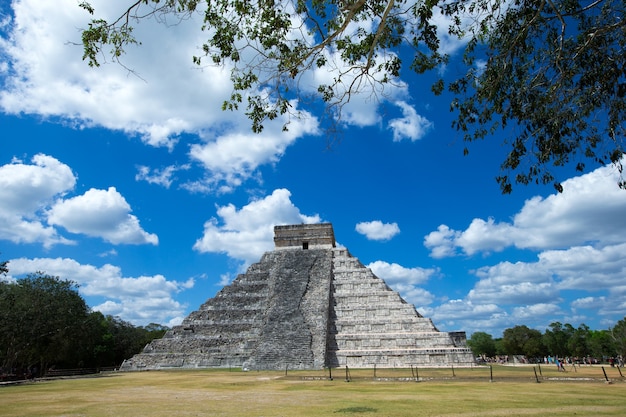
top-left (588, 329), bottom-right (615, 360)
top-left (543, 322), bottom-right (574, 357)
top-left (79, 0), bottom-right (625, 193)
top-left (0, 273), bottom-right (91, 374)
top-left (494, 338), bottom-right (506, 356)
top-left (446, 0), bottom-right (626, 193)
top-left (610, 316), bottom-right (626, 359)
top-left (568, 324), bottom-right (590, 358)
top-left (467, 331), bottom-right (496, 358)
top-left (0, 269), bottom-right (169, 375)
top-left (101, 316), bottom-right (168, 365)
top-left (502, 325), bottom-right (544, 358)
top-left (79, 311), bottom-right (117, 368)
top-left (141, 323), bottom-right (169, 342)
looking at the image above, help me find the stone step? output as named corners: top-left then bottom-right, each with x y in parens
top-left (329, 320), bottom-right (434, 328)
top-left (333, 337), bottom-right (458, 350)
top-left (334, 283), bottom-right (391, 290)
top-left (334, 331), bottom-right (451, 338)
top-left (332, 288), bottom-right (403, 295)
top-left (201, 304), bottom-right (266, 311)
top-left (332, 308), bottom-right (421, 319)
top-left (332, 325), bottom-right (438, 334)
top-left (331, 347), bottom-right (475, 355)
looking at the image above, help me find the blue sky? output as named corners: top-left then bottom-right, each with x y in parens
top-left (1, 0), bottom-right (626, 338)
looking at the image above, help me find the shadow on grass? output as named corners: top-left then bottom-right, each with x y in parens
top-left (334, 406), bottom-right (377, 413)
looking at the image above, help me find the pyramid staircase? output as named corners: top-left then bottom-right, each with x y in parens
top-left (120, 224), bottom-right (475, 370)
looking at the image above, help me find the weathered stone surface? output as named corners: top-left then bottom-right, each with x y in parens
top-left (120, 224), bottom-right (475, 370)
top-left (242, 249), bottom-right (332, 370)
top-left (274, 223), bottom-right (335, 249)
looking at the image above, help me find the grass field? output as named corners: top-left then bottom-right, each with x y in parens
top-left (1, 365), bottom-right (625, 416)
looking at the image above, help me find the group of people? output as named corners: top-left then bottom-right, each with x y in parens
top-left (476, 354), bottom-right (625, 369)
top-left (544, 355), bottom-right (624, 370)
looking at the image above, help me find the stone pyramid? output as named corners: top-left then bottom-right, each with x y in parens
top-left (121, 223), bottom-right (475, 370)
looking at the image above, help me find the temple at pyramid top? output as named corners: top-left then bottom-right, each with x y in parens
top-left (274, 223), bottom-right (336, 249)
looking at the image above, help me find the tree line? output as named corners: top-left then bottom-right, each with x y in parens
top-left (0, 265), bottom-right (168, 379)
top-left (468, 321), bottom-right (626, 364)
top-left (3, 259), bottom-right (626, 379)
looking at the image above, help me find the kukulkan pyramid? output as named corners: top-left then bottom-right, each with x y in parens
top-left (121, 223), bottom-right (475, 370)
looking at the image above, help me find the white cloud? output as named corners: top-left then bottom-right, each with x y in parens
top-left (460, 242), bottom-right (626, 333)
top-left (428, 6), bottom-right (474, 56)
top-left (396, 285), bottom-right (436, 309)
top-left (1, 1), bottom-right (444, 194)
top-left (306, 47), bottom-right (410, 129)
top-left (368, 260), bottom-right (435, 285)
top-left (0, 154), bottom-right (76, 247)
top-left (187, 109), bottom-right (319, 192)
top-left (512, 303), bottom-right (562, 321)
top-left (430, 299), bottom-right (508, 335)
top-left (0, 0), bottom-right (320, 193)
top-left (423, 224), bottom-right (459, 259)
top-left (355, 220), bottom-right (400, 241)
top-left (470, 244), bottom-right (626, 297)
top-left (6, 257), bottom-right (193, 326)
top-left (433, 299), bottom-right (503, 322)
top-left (571, 296), bottom-right (604, 311)
top-left (539, 244), bottom-right (626, 290)
top-left (422, 163), bottom-right (626, 335)
top-left (193, 188), bottom-right (321, 265)
top-left (424, 162), bottom-right (626, 258)
top-left (388, 101), bottom-right (433, 141)
top-left (367, 260), bottom-right (437, 306)
top-left (0, 155), bottom-right (158, 247)
top-left (136, 164), bottom-right (189, 188)
top-left (0, 154), bottom-right (76, 211)
top-left (0, 0), bottom-right (225, 149)
top-left (47, 187), bottom-right (158, 245)
top-left (469, 279), bottom-right (559, 305)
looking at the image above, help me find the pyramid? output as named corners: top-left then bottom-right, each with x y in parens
top-left (121, 223), bottom-right (475, 370)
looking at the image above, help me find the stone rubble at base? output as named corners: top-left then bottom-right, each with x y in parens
top-left (120, 223), bottom-right (475, 370)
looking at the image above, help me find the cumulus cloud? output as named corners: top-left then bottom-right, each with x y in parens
top-left (429, 299), bottom-right (508, 335)
top-left (424, 162), bottom-right (626, 258)
top-left (538, 244), bottom-right (626, 290)
top-left (368, 260), bottom-right (435, 285)
top-left (47, 187), bottom-right (158, 245)
top-left (388, 101), bottom-right (433, 141)
top-left (1, 0), bottom-right (222, 148)
top-left (6, 257), bottom-right (193, 326)
top-left (1, 1), bottom-right (432, 194)
top-left (186, 110), bottom-right (319, 193)
top-left (193, 188), bottom-right (321, 265)
top-left (469, 278), bottom-right (559, 306)
top-left (0, 154), bottom-right (76, 247)
top-left (0, 155), bottom-right (157, 247)
top-left (421, 163), bottom-right (626, 335)
top-left (355, 220), bottom-right (400, 241)
top-left (433, 299), bottom-right (503, 322)
top-left (423, 224), bottom-right (459, 259)
top-left (456, 242), bottom-right (626, 334)
top-left (432, 300), bottom-right (564, 337)
top-left (0, 0), bottom-right (322, 193)
top-left (512, 303), bottom-right (562, 322)
top-left (367, 260), bottom-right (437, 306)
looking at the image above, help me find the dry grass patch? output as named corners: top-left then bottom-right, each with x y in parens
top-left (1, 366), bottom-right (625, 417)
